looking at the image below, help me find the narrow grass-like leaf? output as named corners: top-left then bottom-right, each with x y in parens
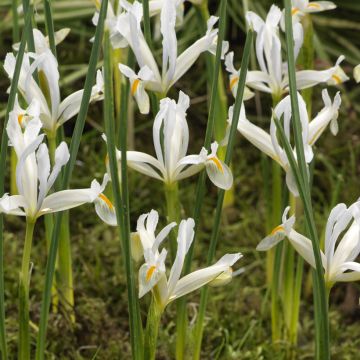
top-left (184, 0), bottom-right (228, 274)
top-left (174, 2), bottom-right (229, 358)
top-left (0, 8), bottom-right (34, 359)
top-left (283, 3), bottom-right (329, 358)
top-left (103, 31), bottom-right (144, 359)
top-left (35, 0), bottom-right (109, 358)
top-left (142, 0), bottom-right (151, 45)
top-left (272, 114), bottom-right (329, 359)
top-left (21, 0), bottom-right (36, 56)
top-left (12, 0), bottom-right (20, 42)
top-left (43, 0), bottom-right (57, 56)
top-left (116, 51), bottom-right (134, 148)
top-left (192, 29), bottom-right (253, 360)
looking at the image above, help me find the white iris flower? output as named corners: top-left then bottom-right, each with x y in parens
top-left (229, 90), bottom-right (341, 196)
top-left (4, 29), bottom-right (104, 134)
top-left (0, 108), bottom-right (115, 224)
top-left (116, 0), bottom-right (221, 114)
top-left (257, 201), bottom-right (360, 289)
top-left (225, 5), bottom-right (348, 100)
top-left (110, 91), bottom-right (233, 190)
top-left (136, 210), bottom-right (242, 309)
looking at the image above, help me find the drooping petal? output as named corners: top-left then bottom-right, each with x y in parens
top-left (335, 262), bottom-right (360, 282)
top-left (230, 105), bottom-right (279, 163)
top-left (205, 158), bottom-right (233, 190)
top-left (306, 1), bottom-right (336, 12)
top-left (95, 193), bottom-right (117, 226)
top-left (138, 259), bottom-right (165, 298)
top-left (0, 194), bottom-right (27, 216)
top-left (127, 151), bottom-right (165, 180)
top-left (293, 56), bottom-right (348, 90)
top-left (39, 178), bottom-right (100, 216)
top-left (169, 253), bottom-right (241, 304)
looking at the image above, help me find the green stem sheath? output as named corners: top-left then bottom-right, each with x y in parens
top-left (144, 299), bottom-right (162, 360)
top-left (164, 183), bottom-right (186, 360)
top-left (269, 95), bottom-right (283, 344)
top-left (164, 183), bottom-right (181, 259)
top-left (19, 219), bottom-right (36, 360)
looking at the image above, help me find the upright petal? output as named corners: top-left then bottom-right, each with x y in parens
top-left (46, 142), bottom-right (70, 191)
top-left (169, 16), bottom-right (219, 89)
top-left (161, 0), bottom-right (177, 81)
top-left (167, 218), bottom-right (195, 297)
top-left (308, 90), bottom-right (341, 145)
top-left (36, 143), bottom-right (51, 210)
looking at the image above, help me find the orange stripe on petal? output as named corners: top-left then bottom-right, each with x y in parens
top-left (270, 225), bottom-right (285, 235)
top-left (230, 76), bottom-right (239, 91)
top-left (307, 2), bottom-right (321, 9)
top-left (146, 266), bottom-right (156, 282)
top-left (98, 193), bottom-right (114, 210)
top-left (209, 156), bottom-right (224, 173)
top-left (331, 74), bottom-right (342, 84)
top-left (131, 79), bottom-right (141, 96)
top-left (18, 114), bottom-right (24, 126)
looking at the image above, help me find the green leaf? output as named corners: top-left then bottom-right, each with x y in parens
top-left (35, 0), bottom-right (109, 358)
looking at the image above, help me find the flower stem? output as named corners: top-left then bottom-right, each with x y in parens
top-left (269, 94), bottom-right (283, 344)
top-left (144, 298), bottom-right (162, 360)
top-left (164, 183), bottom-right (188, 359)
top-left (47, 135), bottom-right (75, 322)
top-left (164, 183), bottom-right (181, 259)
top-left (19, 219), bottom-right (36, 360)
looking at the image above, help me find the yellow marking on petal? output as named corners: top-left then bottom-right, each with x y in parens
top-left (230, 76), bottom-right (239, 91)
top-left (270, 225), bottom-right (284, 235)
top-left (146, 266), bottom-right (156, 282)
top-left (307, 2), bottom-right (321, 9)
top-left (93, 0), bottom-right (101, 10)
top-left (309, 125), bottom-right (326, 146)
top-left (18, 114), bottom-right (24, 126)
top-left (209, 156), bottom-right (224, 173)
top-left (331, 74), bottom-right (342, 84)
top-left (291, 7), bottom-right (300, 15)
top-left (131, 79), bottom-right (140, 96)
top-left (98, 193), bottom-right (114, 210)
